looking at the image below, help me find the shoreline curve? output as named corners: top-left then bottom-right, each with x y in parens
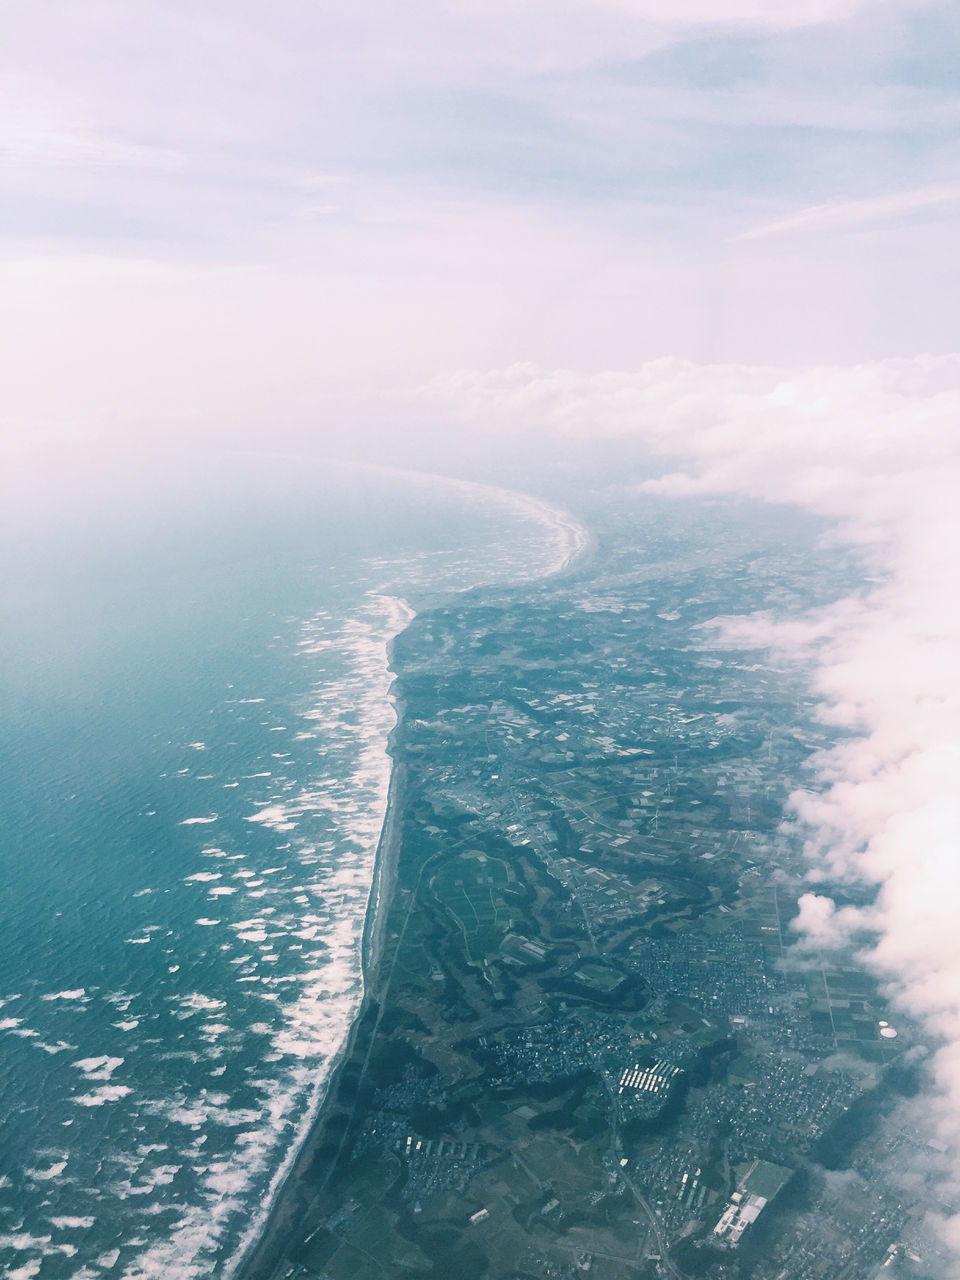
top-left (232, 483), bottom-right (591, 1280)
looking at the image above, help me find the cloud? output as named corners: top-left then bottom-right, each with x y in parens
top-left (790, 892), bottom-right (869, 950)
top-left (427, 353), bottom-right (960, 1246)
top-left (2, 0), bottom-right (959, 385)
top-left (735, 181), bottom-right (960, 240)
top-left (594, 0), bottom-right (916, 27)
top-left (0, 99), bottom-right (183, 172)
top-left (2, 129), bottom-right (182, 172)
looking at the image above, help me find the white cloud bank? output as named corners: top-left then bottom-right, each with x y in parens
top-left (429, 353), bottom-right (960, 1243)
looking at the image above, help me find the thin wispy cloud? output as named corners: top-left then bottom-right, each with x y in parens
top-left (735, 181), bottom-right (960, 240)
top-left (597, 0), bottom-right (919, 27)
top-left (0, 125), bottom-right (184, 172)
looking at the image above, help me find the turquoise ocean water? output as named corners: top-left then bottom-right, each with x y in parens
top-left (0, 452), bottom-right (584, 1280)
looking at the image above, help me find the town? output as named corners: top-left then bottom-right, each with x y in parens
top-left (242, 494), bottom-right (949, 1280)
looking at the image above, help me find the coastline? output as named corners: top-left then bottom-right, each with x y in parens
top-left (232, 488), bottom-right (590, 1280)
top-left (234, 703), bottom-right (409, 1280)
top-left (550, 508), bottom-right (595, 581)
top-left (216, 483), bottom-right (935, 1280)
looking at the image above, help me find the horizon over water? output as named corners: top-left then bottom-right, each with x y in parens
top-left (0, 451), bottom-right (586, 1280)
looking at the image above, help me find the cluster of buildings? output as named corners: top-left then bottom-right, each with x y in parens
top-left (299, 503), bottom-right (939, 1280)
top-left (399, 1136), bottom-right (484, 1208)
top-left (712, 1160), bottom-right (792, 1247)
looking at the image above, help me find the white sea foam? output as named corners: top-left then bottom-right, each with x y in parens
top-left (26, 1160), bottom-right (67, 1182)
top-left (73, 1086), bottom-right (133, 1107)
top-left (176, 993), bottom-right (225, 1015)
top-left (0, 1234), bottom-right (51, 1250)
top-left (353, 465), bottom-right (590, 587)
top-left (72, 1056), bottom-right (124, 1080)
top-left (21, 473), bottom-right (589, 1280)
top-left (493, 486), bottom-right (590, 577)
top-left (243, 805), bottom-right (297, 832)
top-left (6, 1261), bottom-right (42, 1280)
top-left (107, 592), bottom-right (412, 1280)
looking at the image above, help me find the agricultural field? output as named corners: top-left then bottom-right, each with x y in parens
top-left (430, 850), bottom-right (520, 964)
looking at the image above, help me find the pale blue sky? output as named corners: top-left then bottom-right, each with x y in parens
top-left (2, 0), bottom-right (959, 443)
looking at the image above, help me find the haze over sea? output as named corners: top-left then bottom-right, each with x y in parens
top-left (0, 452), bottom-right (583, 1280)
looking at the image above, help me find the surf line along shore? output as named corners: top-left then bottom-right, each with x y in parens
top-left (233, 494), bottom-right (592, 1280)
top-left (235, 689), bottom-right (410, 1280)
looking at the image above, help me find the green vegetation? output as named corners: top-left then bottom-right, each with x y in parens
top-left (241, 497), bottom-right (935, 1280)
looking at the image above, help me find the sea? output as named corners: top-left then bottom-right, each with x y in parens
top-left (0, 449), bottom-right (586, 1280)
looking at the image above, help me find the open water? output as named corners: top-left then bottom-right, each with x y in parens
top-left (0, 451), bottom-right (584, 1279)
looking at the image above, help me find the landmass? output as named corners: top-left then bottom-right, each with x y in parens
top-left (239, 490), bottom-right (950, 1280)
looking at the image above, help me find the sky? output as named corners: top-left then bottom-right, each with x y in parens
top-left (4, 0), bottom-right (960, 1255)
top-left (3, 0), bottom-right (960, 450)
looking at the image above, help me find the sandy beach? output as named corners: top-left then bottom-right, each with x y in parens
top-left (235, 731), bottom-right (409, 1280)
top-left (232, 493), bottom-right (590, 1280)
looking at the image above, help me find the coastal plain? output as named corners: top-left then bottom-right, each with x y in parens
top-left (241, 493), bottom-right (945, 1280)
